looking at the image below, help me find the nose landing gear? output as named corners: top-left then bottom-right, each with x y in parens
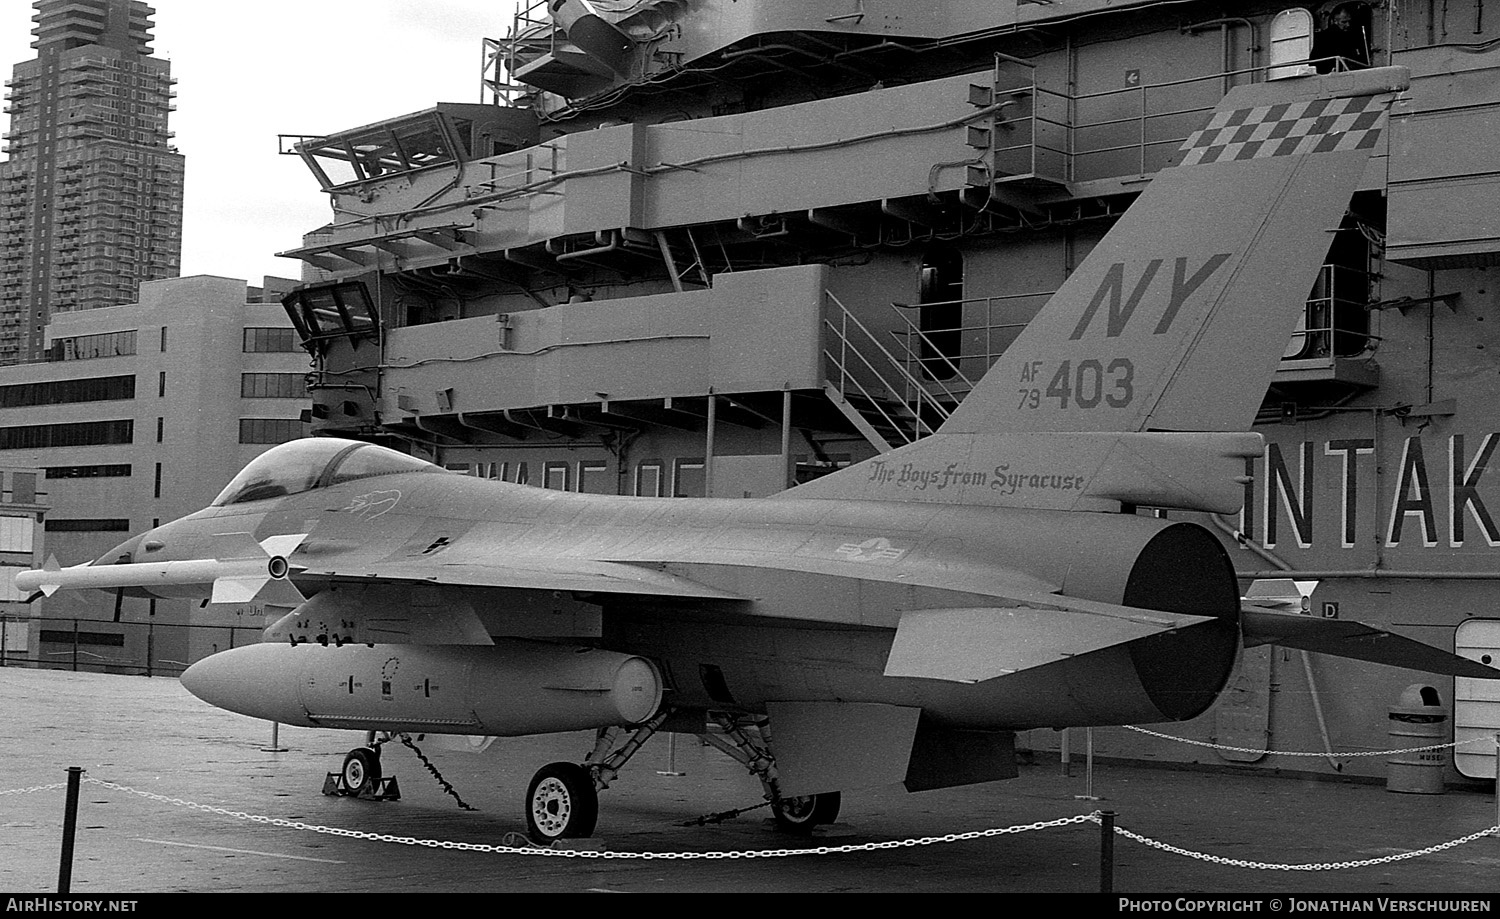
top-left (342, 747), bottom-right (381, 795)
top-left (322, 743), bottom-right (401, 800)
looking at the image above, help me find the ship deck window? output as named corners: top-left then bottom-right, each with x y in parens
top-left (282, 281), bottom-right (379, 353)
top-left (295, 113), bottom-right (457, 190)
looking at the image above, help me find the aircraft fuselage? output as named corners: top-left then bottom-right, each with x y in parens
top-left (125, 468), bottom-right (1242, 732)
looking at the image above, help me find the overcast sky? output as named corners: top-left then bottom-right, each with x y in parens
top-left (2, 0), bottom-right (520, 287)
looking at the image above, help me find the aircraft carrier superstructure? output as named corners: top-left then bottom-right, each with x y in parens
top-left (273, 0), bottom-right (1500, 787)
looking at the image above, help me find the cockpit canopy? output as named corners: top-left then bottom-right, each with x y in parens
top-left (212, 438), bottom-right (442, 506)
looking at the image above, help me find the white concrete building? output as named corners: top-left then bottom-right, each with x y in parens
top-left (0, 274), bottom-right (305, 671)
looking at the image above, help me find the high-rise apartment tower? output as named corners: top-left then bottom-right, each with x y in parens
top-left (0, 0), bottom-right (183, 365)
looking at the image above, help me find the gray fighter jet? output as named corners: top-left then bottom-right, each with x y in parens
top-left (21, 65), bottom-right (1494, 844)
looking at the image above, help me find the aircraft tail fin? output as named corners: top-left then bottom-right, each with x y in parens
top-left (787, 67), bottom-right (1406, 511)
top-left (940, 66), bottom-right (1405, 437)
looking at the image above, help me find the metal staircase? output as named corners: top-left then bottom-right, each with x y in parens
top-left (822, 291), bottom-right (969, 452)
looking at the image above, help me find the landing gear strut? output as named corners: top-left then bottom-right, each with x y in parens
top-left (697, 713), bottom-right (841, 834)
top-left (522, 710), bottom-right (672, 844)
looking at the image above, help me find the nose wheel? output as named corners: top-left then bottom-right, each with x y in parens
top-left (340, 747), bottom-right (382, 796)
top-left (525, 762), bottom-right (599, 844)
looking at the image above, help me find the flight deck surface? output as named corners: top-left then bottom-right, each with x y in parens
top-left (2, 667), bottom-right (1496, 895)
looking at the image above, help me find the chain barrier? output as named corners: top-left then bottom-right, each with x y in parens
top-left (1101, 817), bottom-right (1500, 872)
top-left (77, 776), bottom-right (1093, 860)
top-left (0, 781), bottom-right (68, 796)
top-left (7, 775), bottom-right (1495, 872)
top-left (1124, 724), bottom-right (1489, 757)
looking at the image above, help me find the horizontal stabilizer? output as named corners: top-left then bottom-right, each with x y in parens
top-left (885, 604), bottom-right (1211, 683)
top-left (1241, 607), bottom-right (1500, 679)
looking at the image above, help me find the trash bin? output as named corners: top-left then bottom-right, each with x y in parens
top-left (1387, 684), bottom-right (1447, 794)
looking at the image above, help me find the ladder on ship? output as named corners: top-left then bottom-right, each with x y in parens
top-left (822, 291), bottom-right (968, 453)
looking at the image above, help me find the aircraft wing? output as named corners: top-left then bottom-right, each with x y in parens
top-left (1240, 605), bottom-right (1499, 679)
top-left (301, 556), bottom-right (745, 601)
top-left (301, 544), bottom-right (1209, 680)
top-left (300, 537), bottom-right (1198, 629)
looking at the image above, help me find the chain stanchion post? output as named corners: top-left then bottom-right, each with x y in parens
top-left (1494, 733), bottom-right (1499, 837)
top-left (1074, 727), bottom-right (1100, 801)
top-left (57, 766), bottom-right (83, 894)
top-left (657, 732), bottom-right (685, 777)
top-left (1086, 728), bottom-right (1094, 797)
top-left (1099, 810), bottom-right (1115, 894)
top-left (263, 721), bottom-right (288, 753)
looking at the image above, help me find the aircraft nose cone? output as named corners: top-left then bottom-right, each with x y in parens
top-left (181, 644), bottom-right (308, 725)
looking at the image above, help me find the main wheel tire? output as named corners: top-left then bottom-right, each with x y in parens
top-left (772, 791), bottom-right (841, 834)
top-left (525, 762), bottom-right (599, 844)
top-left (341, 747), bottom-right (381, 797)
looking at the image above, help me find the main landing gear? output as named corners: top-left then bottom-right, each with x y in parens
top-left (525, 762), bottom-right (598, 843)
top-left (769, 791), bottom-right (842, 834)
top-left (320, 713), bottom-right (841, 843)
top-left (523, 710), bottom-right (672, 844)
top-left (519, 711), bottom-right (839, 842)
top-left (698, 713), bottom-right (841, 835)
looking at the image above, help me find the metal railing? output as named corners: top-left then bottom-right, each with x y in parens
top-left (824, 291), bottom-right (949, 444)
top-left (892, 291), bottom-right (1055, 395)
top-left (977, 54), bottom-right (1285, 185)
top-left (980, 53), bottom-right (1072, 185)
top-left (484, 0), bottom-right (561, 106)
top-left (825, 261), bottom-right (1371, 445)
top-left (1285, 263), bottom-right (1378, 360)
top-left (0, 615), bottom-right (260, 678)
top-left (1064, 56), bottom-right (1371, 183)
top-left (822, 288), bottom-right (1055, 442)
